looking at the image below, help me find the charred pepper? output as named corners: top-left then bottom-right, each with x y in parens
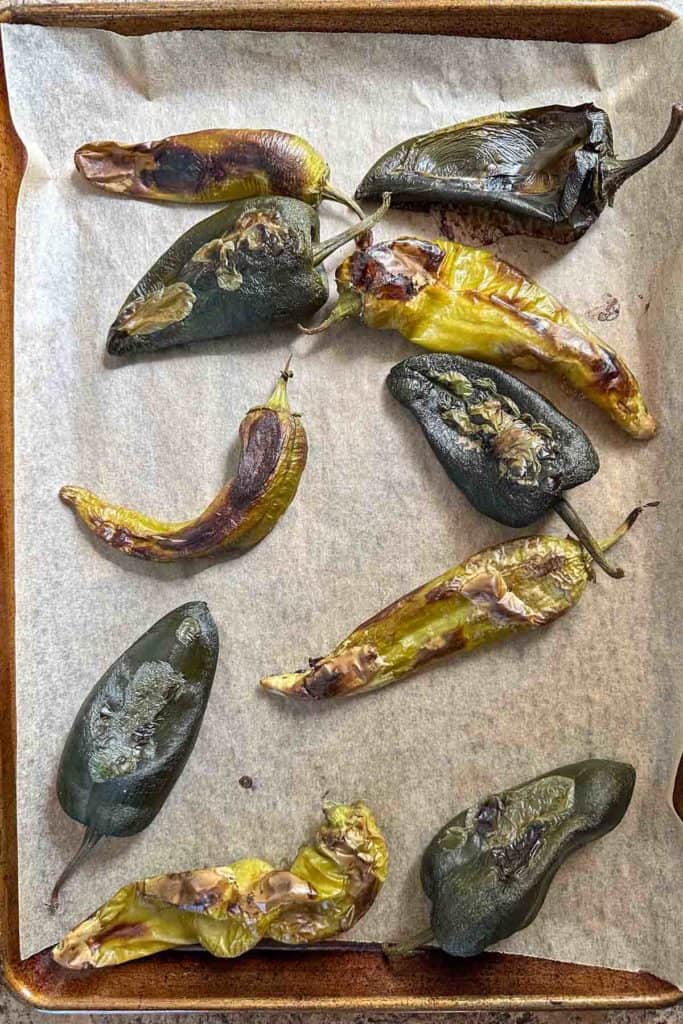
top-left (60, 362), bottom-right (307, 562)
top-left (75, 128), bottom-right (364, 216)
top-left (107, 194), bottom-right (389, 356)
top-left (386, 759), bottom-right (635, 958)
top-left (260, 504), bottom-right (655, 700)
top-left (51, 602), bottom-right (219, 908)
top-left (355, 104), bottom-right (683, 243)
top-left (301, 236), bottom-right (656, 439)
top-left (388, 353), bottom-right (623, 578)
top-left (53, 800), bottom-right (388, 969)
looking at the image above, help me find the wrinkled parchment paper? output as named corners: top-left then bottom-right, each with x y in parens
top-left (3, 22), bottom-right (682, 981)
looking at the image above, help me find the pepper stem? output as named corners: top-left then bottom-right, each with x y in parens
top-left (603, 105), bottom-right (683, 200)
top-left (322, 183), bottom-right (366, 220)
top-left (298, 289), bottom-right (363, 335)
top-left (49, 826), bottom-right (102, 912)
top-left (554, 497), bottom-right (625, 579)
top-left (265, 356), bottom-right (295, 412)
top-left (599, 501), bottom-right (659, 552)
top-left (311, 192), bottom-right (391, 267)
top-left (383, 927), bottom-right (435, 959)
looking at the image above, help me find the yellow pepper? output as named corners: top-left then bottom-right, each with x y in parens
top-left (302, 237), bottom-right (656, 439)
top-left (53, 801), bottom-right (387, 969)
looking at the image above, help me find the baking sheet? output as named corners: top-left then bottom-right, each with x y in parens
top-left (2, 22), bottom-right (682, 982)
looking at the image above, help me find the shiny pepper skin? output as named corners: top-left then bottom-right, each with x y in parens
top-left (386, 759), bottom-right (635, 958)
top-left (75, 128), bottom-right (364, 216)
top-left (301, 236), bottom-right (656, 440)
top-left (60, 364), bottom-right (307, 562)
top-left (260, 505), bottom-right (654, 700)
top-left (106, 195), bottom-right (389, 356)
top-left (52, 801), bottom-right (388, 969)
top-left (356, 104), bottom-right (682, 243)
top-left (51, 602), bottom-right (219, 908)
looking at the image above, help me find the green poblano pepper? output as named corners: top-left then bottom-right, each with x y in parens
top-left (387, 353), bottom-right (622, 578)
top-left (51, 602), bottom-right (219, 908)
top-left (387, 759), bottom-right (635, 959)
top-left (107, 194), bottom-right (389, 355)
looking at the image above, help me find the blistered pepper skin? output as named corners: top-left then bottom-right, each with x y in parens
top-left (416, 760), bottom-right (635, 957)
top-left (387, 354), bottom-right (599, 528)
top-left (356, 104), bottom-right (683, 243)
top-left (260, 506), bottom-right (653, 701)
top-left (60, 366), bottom-right (307, 562)
top-left (75, 128), bottom-right (363, 215)
top-left (51, 602), bottom-right (219, 907)
top-left (303, 238), bottom-right (656, 440)
top-left (387, 354), bottom-right (628, 578)
top-left (52, 801), bottom-right (388, 970)
top-left (106, 196), bottom-right (388, 356)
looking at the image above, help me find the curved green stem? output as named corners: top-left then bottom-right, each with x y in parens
top-left (312, 192), bottom-right (391, 267)
top-left (554, 497), bottom-right (624, 579)
top-left (298, 289), bottom-right (363, 335)
top-left (604, 105), bottom-right (682, 200)
top-left (50, 826), bottom-right (102, 911)
top-left (322, 183), bottom-right (366, 220)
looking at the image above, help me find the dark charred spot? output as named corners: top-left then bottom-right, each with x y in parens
top-left (491, 821), bottom-right (545, 881)
top-left (239, 775), bottom-right (254, 790)
top-left (474, 795), bottom-right (504, 837)
top-left (95, 921), bottom-right (148, 948)
top-left (521, 554), bottom-right (566, 579)
top-left (146, 143), bottom-right (207, 193)
top-left (437, 205), bottom-right (581, 246)
top-left (347, 239), bottom-right (444, 301)
top-left (425, 580), bottom-right (460, 604)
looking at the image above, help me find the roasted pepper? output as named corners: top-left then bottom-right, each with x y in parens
top-left (60, 362), bottom-right (307, 562)
top-left (386, 759), bottom-right (635, 958)
top-left (107, 194), bottom-right (389, 355)
top-left (388, 353), bottom-right (623, 578)
top-left (51, 602), bottom-right (219, 908)
top-left (260, 504), bottom-right (655, 700)
top-left (53, 800), bottom-right (388, 969)
top-left (301, 236), bottom-right (656, 439)
top-left (355, 104), bottom-right (683, 243)
top-left (75, 128), bottom-right (364, 216)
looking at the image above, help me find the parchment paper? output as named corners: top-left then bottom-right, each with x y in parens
top-left (3, 22), bottom-right (682, 982)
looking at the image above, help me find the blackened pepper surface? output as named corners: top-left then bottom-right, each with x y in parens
top-left (355, 104), bottom-right (682, 243)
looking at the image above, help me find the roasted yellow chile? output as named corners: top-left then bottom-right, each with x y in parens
top-left (75, 128), bottom-right (364, 217)
top-left (59, 362), bottom-right (307, 561)
top-left (261, 504), bottom-right (655, 700)
top-left (302, 238), bottom-right (656, 439)
top-left (52, 801), bottom-right (388, 969)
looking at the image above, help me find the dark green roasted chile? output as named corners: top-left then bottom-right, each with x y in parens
top-left (387, 353), bottom-right (622, 578)
top-left (386, 759), bottom-right (635, 958)
top-left (51, 602), bottom-right (219, 909)
top-left (107, 194), bottom-right (389, 355)
top-left (356, 104), bottom-right (683, 243)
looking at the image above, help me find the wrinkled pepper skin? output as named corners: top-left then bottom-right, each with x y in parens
top-left (303, 237), bottom-right (656, 439)
top-left (52, 602), bottom-right (219, 907)
top-left (388, 354), bottom-right (598, 528)
top-left (52, 801), bottom-right (388, 969)
top-left (260, 505), bottom-right (653, 700)
top-left (387, 354), bottom-right (625, 578)
top-left (411, 760), bottom-right (635, 957)
top-left (75, 128), bottom-right (363, 216)
top-left (107, 196), bottom-right (388, 356)
top-left (60, 365), bottom-right (307, 562)
top-left (356, 104), bottom-right (683, 243)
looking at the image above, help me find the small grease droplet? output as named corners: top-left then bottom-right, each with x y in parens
top-left (239, 775), bottom-right (254, 790)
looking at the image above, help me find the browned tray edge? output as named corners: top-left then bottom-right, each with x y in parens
top-left (0, 14), bottom-right (681, 1014)
top-left (0, 0), bottom-right (678, 43)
